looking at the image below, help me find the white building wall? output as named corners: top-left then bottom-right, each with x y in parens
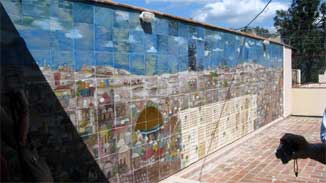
top-left (283, 47), bottom-right (292, 117)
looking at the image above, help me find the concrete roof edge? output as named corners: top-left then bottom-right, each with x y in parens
top-left (82, 0), bottom-right (291, 48)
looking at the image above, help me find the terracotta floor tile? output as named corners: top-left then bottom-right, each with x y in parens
top-left (171, 117), bottom-right (325, 183)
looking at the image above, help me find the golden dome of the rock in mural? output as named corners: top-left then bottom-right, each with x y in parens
top-left (135, 106), bottom-right (163, 132)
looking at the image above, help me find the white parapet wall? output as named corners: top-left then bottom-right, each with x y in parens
top-left (283, 47), bottom-right (292, 117)
top-left (292, 88), bottom-right (326, 116)
top-left (319, 71), bottom-right (326, 83)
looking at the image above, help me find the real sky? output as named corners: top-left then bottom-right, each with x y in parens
top-left (112, 0), bottom-right (294, 31)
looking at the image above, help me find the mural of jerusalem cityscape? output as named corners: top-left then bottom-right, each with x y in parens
top-left (2, 0), bottom-right (284, 182)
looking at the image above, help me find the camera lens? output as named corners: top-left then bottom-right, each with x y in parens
top-left (275, 144), bottom-right (291, 164)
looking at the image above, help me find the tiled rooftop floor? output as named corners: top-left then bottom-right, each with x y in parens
top-left (165, 117), bottom-right (325, 183)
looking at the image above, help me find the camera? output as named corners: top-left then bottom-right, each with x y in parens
top-left (275, 141), bottom-right (295, 164)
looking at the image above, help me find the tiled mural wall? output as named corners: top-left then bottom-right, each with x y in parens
top-left (2, 0), bottom-right (284, 182)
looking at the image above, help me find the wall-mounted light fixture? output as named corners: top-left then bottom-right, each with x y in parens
top-left (139, 11), bottom-right (155, 23)
top-left (263, 39), bottom-right (270, 45)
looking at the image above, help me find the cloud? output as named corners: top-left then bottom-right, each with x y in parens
top-left (33, 18), bottom-right (63, 31)
top-left (65, 29), bottom-right (83, 39)
top-left (104, 41), bottom-right (114, 48)
top-left (193, 0), bottom-right (289, 28)
top-left (207, 34), bottom-right (222, 40)
top-left (135, 25), bottom-right (143, 31)
top-left (245, 42), bottom-right (251, 48)
top-left (115, 10), bottom-right (129, 21)
top-left (212, 48), bottom-right (223, 52)
top-left (147, 46), bottom-right (157, 53)
top-left (248, 40), bottom-right (255, 46)
top-left (191, 35), bottom-right (204, 41)
top-left (129, 35), bottom-right (137, 43)
top-left (174, 37), bottom-right (187, 45)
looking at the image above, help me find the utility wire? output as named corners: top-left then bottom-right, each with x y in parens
top-left (236, 0), bottom-right (273, 30)
top-left (198, 36), bottom-right (247, 182)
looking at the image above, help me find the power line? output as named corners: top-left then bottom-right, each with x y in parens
top-left (235, 0), bottom-right (273, 30)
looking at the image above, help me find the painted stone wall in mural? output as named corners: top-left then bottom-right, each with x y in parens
top-left (2, 0), bottom-right (284, 182)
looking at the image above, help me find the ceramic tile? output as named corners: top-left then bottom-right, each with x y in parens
top-left (72, 2), bottom-right (93, 24)
top-left (22, 0), bottom-right (50, 18)
top-left (157, 35), bottom-right (168, 54)
top-left (114, 10), bottom-right (129, 29)
top-left (155, 18), bottom-right (168, 35)
top-left (94, 6), bottom-right (113, 27)
top-left (99, 154), bottom-right (120, 183)
top-left (168, 20), bottom-right (178, 36)
top-left (74, 23), bottom-right (94, 51)
top-left (145, 53), bottom-right (157, 76)
top-left (95, 26), bottom-right (114, 52)
top-left (129, 54), bottom-right (145, 75)
top-left (95, 52), bottom-right (114, 76)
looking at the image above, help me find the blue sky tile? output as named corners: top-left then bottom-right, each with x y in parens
top-left (2, 1), bottom-right (22, 17)
top-left (196, 40), bottom-right (205, 58)
top-left (95, 25), bottom-right (113, 52)
top-left (72, 2), bottom-right (94, 24)
top-left (129, 53), bottom-right (145, 75)
top-left (204, 54), bottom-right (211, 70)
top-left (178, 55), bottom-right (188, 72)
top-left (95, 52), bottom-right (114, 67)
top-left (51, 29), bottom-right (73, 51)
top-left (95, 6), bottom-right (113, 27)
top-left (22, 0), bottom-right (50, 18)
top-left (157, 35), bottom-right (168, 54)
top-left (196, 55), bottom-right (205, 71)
top-left (29, 50), bottom-right (51, 68)
top-left (129, 11), bottom-right (141, 30)
top-left (168, 55), bottom-right (178, 74)
top-left (157, 54), bottom-right (170, 74)
top-left (144, 34), bottom-right (158, 53)
top-left (74, 23), bottom-right (94, 51)
top-left (115, 41), bottom-right (130, 53)
top-left (177, 22), bottom-right (189, 39)
top-left (50, 1), bottom-right (72, 22)
top-left (197, 27), bottom-right (205, 40)
top-left (113, 28), bottom-right (129, 41)
top-left (168, 36), bottom-right (178, 55)
top-left (174, 37), bottom-right (188, 56)
top-left (188, 25), bottom-right (198, 38)
top-left (114, 10), bottom-right (129, 29)
top-left (114, 53), bottom-right (129, 71)
top-left (145, 53), bottom-right (157, 75)
top-left (74, 51), bottom-right (95, 71)
top-left (168, 20), bottom-right (178, 36)
top-left (20, 16), bottom-right (37, 30)
top-left (155, 18), bottom-right (169, 35)
top-left (51, 50), bottom-right (74, 71)
top-left (205, 40), bottom-right (215, 52)
top-left (20, 29), bottom-right (50, 50)
top-left (210, 51), bottom-right (222, 68)
top-left (129, 31), bottom-right (144, 53)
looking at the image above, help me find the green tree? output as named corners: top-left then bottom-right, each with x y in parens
top-left (240, 26), bottom-right (279, 39)
top-left (274, 0), bottom-right (326, 83)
